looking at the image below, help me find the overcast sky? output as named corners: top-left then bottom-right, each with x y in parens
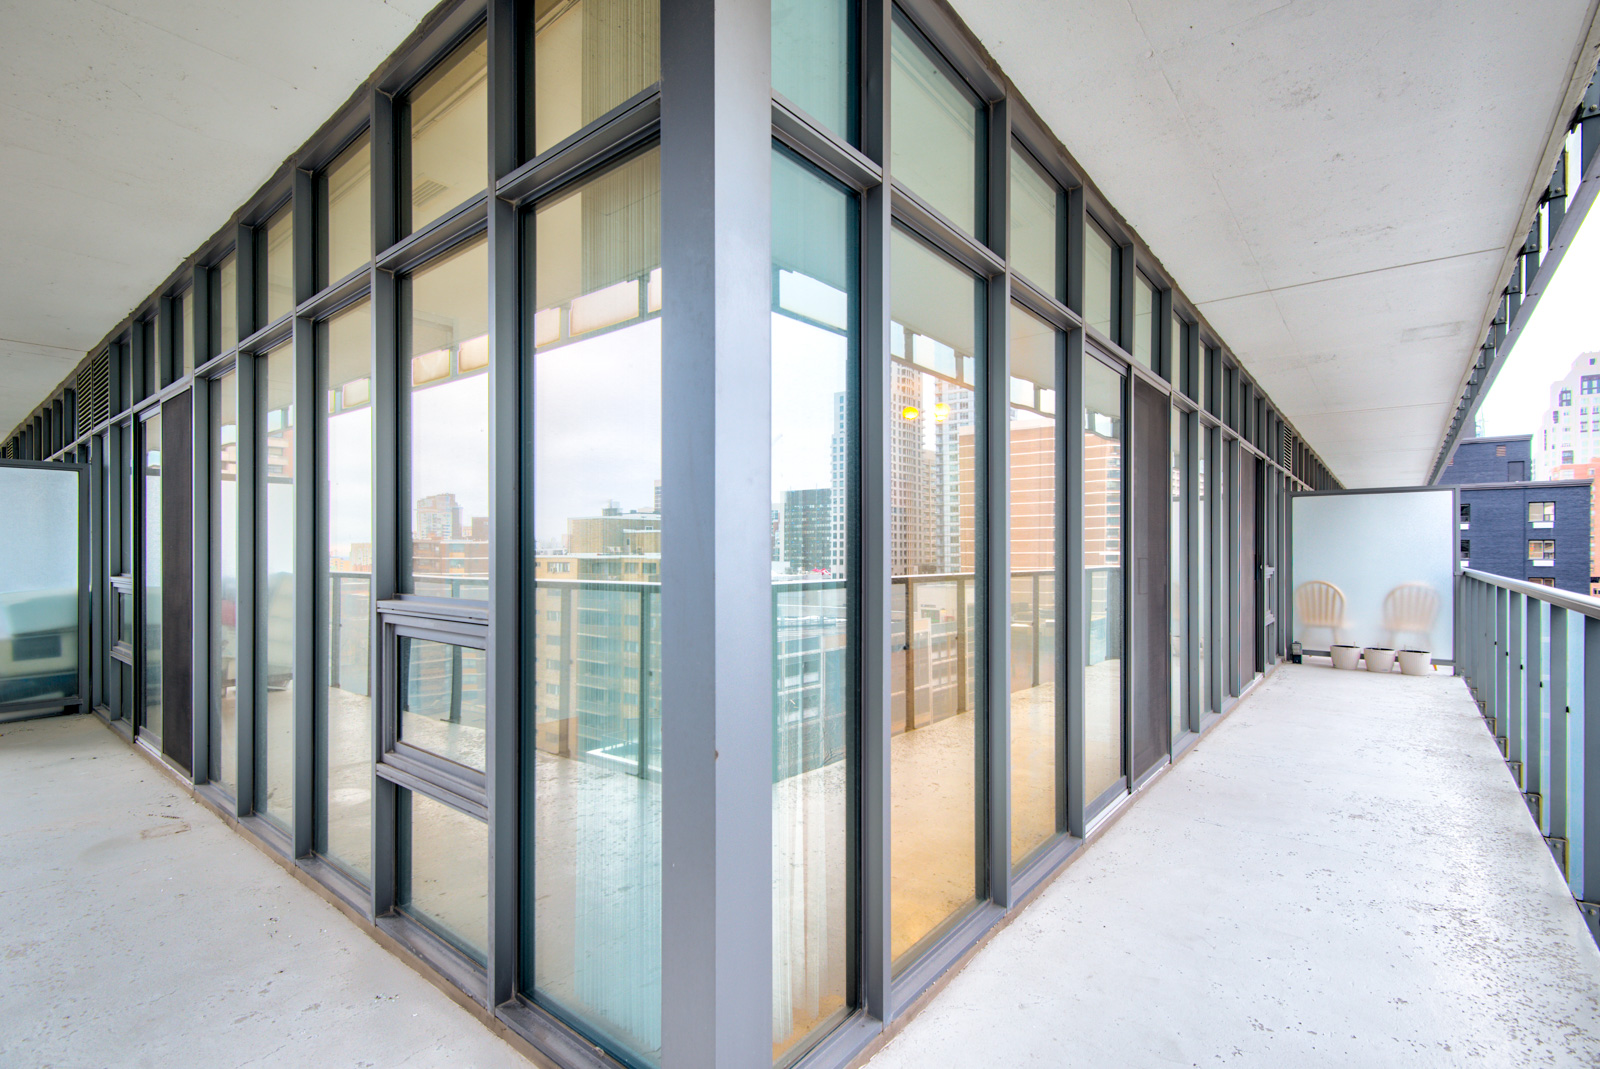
top-left (1479, 200), bottom-right (1600, 436)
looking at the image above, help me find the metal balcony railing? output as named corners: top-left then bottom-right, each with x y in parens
top-left (1457, 568), bottom-right (1600, 944)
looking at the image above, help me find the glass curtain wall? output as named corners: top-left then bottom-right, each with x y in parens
top-left (1008, 304), bottom-right (1057, 867)
top-left (1009, 146), bottom-right (1059, 299)
top-left (890, 16), bottom-right (983, 239)
top-left (319, 300), bottom-right (374, 879)
top-left (324, 135), bottom-right (372, 287)
top-left (770, 147), bottom-right (857, 1064)
top-left (397, 785), bottom-right (489, 960)
top-left (526, 146), bottom-right (663, 1067)
top-left (216, 252), bottom-right (238, 355)
top-left (529, 0), bottom-right (660, 156)
top-left (1083, 356), bottom-right (1123, 803)
top-left (772, 0), bottom-right (854, 143)
top-left (403, 236), bottom-right (491, 602)
top-left (263, 204), bottom-right (294, 326)
top-left (1131, 273), bottom-right (1154, 371)
top-left (406, 29), bottom-right (488, 235)
top-left (140, 410), bottom-right (162, 747)
top-left (887, 227), bottom-right (984, 972)
top-left (210, 370), bottom-right (240, 797)
top-left (258, 341), bottom-right (295, 827)
top-left (1084, 221), bottom-right (1116, 340)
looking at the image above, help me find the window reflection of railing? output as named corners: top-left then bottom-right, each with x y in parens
top-left (328, 568), bottom-right (1104, 783)
top-left (532, 579), bottom-right (660, 781)
top-left (1085, 565), bottom-right (1123, 666)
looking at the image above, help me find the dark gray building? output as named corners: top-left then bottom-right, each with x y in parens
top-left (1443, 435), bottom-right (1591, 594)
top-left (1439, 434), bottom-right (1532, 485)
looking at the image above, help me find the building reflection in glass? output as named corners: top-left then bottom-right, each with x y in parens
top-left (527, 146), bottom-right (663, 1067)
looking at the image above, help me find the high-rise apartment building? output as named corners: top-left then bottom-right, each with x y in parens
top-left (1537, 351), bottom-right (1600, 477)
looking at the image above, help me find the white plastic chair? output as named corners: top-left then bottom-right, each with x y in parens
top-left (1384, 582), bottom-right (1439, 651)
top-left (1295, 580), bottom-right (1347, 649)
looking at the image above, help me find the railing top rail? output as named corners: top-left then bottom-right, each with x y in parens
top-left (1462, 567), bottom-right (1600, 618)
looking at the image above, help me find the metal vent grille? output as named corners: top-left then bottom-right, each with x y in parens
top-left (1281, 428), bottom-right (1295, 470)
top-left (1, 439), bottom-right (14, 459)
top-left (79, 350), bottom-right (109, 434)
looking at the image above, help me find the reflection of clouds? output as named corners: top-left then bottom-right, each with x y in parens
top-left (535, 320), bottom-right (661, 545)
top-left (772, 314), bottom-right (846, 499)
top-left (328, 408), bottom-right (371, 556)
top-left (412, 372), bottom-right (489, 519)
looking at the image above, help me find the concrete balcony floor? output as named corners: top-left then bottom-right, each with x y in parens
top-left (0, 715), bottom-right (525, 1069)
top-left (868, 663), bottom-right (1600, 1068)
top-left (2, 663), bottom-right (1598, 1067)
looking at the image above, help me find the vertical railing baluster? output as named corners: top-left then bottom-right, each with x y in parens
top-left (1549, 607), bottom-right (1568, 850)
top-left (1494, 586), bottom-right (1507, 728)
top-left (1522, 595), bottom-right (1541, 791)
top-left (1509, 591), bottom-right (1523, 758)
top-left (1529, 601), bottom-right (1548, 822)
top-left (1581, 615), bottom-right (1600, 940)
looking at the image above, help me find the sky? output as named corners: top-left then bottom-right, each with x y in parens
top-left (1478, 196), bottom-right (1600, 436)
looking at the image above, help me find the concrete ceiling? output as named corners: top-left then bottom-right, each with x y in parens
top-left (5, 1), bottom-right (1598, 485)
top-left (0, 0), bottom-right (437, 440)
top-left (952, 0), bottom-right (1600, 486)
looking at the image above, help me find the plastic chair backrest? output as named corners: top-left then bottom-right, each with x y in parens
top-left (1384, 582), bottom-right (1438, 636)
top-left (1295, 580), bottom-right (1345, 629)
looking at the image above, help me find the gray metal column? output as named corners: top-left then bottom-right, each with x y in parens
top-left (485, 0), bottom-right (521, 1009)
top-left (235, 351), bottom-right (258, 817)
top-left (859, 0), bottom-right (892, 1015)
top-left (190, 358), bottom-right (211, 785)
top-left (659, 0), bottom-right (774, 1062)
top-left (985, 96), bottom-right (1011, 902)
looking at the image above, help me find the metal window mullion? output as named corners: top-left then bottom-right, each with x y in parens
top-left (89, 433), bottom-right (105, 710)
top-left (235, 352), bottom-right (258, 817)
top-left (855, 0), bottom-right (892, 1027)
top-left (190, 363), bottom-right (211, 785)
top-left (485, 0), bottom-right (520, 1009)
top-left (370, 80), bottom-right (400, 922)
top-left (985, 95), bottom-right (1010, 903)
top-left (292, 312), bottom-right (316, 857)
top-left (1120, 363), bottom-right (1135, 785)
top-left (1062, 327), bottom-right (1086, 839)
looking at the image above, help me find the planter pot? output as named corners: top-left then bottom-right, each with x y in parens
top-left (1397, 649), bottom-right (1431, 676)
top-left (1363, 647), bottom-right (1397, 673)
top-left (1330, 645), bottom-right (1362, 670)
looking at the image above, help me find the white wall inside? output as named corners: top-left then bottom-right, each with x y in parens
top-left (1291, 489), bottom-right (1455, 657)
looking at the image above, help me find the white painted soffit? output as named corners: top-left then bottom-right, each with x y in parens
top-left (0, 0), bottom-right (439, 440)
top-left (951, 0), bottom-right (1600, 487)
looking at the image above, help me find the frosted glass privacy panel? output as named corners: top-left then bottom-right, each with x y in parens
top-left (1291, 489), bottom-right (1454, 658)
top-left (0, 464), bottom-right (81, 705)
